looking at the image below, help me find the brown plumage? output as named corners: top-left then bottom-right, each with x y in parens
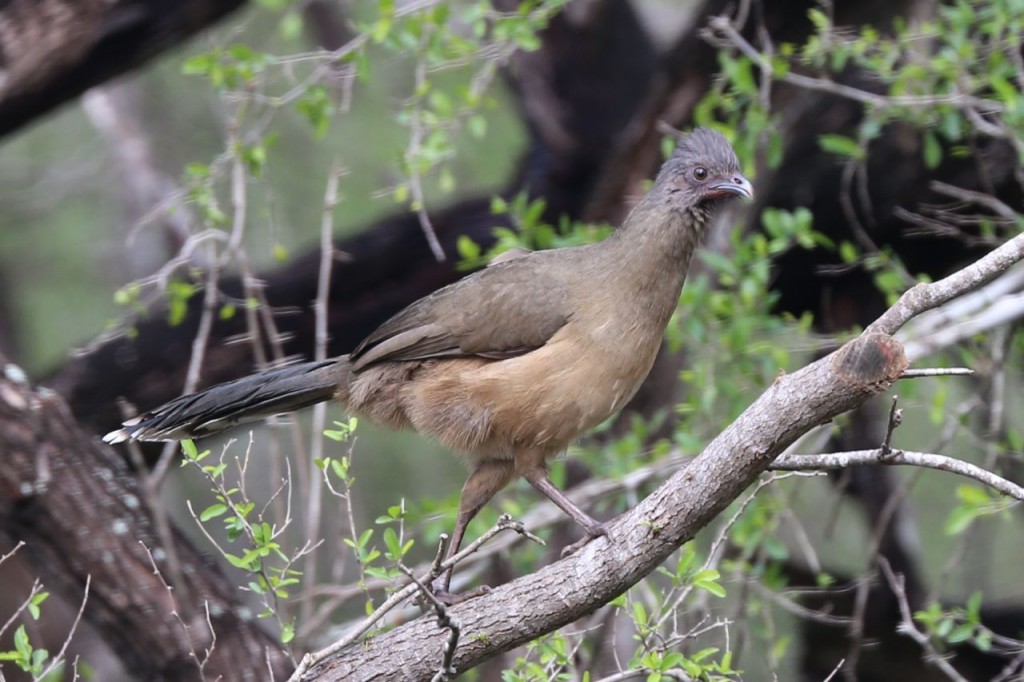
top-left (105, 128), bottom-right (752, 599)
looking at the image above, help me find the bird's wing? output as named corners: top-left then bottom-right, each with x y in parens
top-left (350, 253), bottom-right (571, 369)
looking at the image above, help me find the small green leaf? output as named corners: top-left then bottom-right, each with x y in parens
top-left (200, 504), bottom-right (229, 522)
top-left (945, 506), bottom-right (980, 535)
top-left (948, 623), bottom-right (975, 643)
top-left (693, 568), bottom-right (727, 598)
top-left (956, 485), bottom-right (991, 506)
top-left (818, 134), bottom-right (864, 160)
top-left (14, 625), bottom-right (31, 661)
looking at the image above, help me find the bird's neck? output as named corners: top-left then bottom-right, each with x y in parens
top-left (597, 192), bottom-right (707, 325)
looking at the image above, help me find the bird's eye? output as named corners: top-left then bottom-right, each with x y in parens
top-left (693, 167), bottom-right (708, 181)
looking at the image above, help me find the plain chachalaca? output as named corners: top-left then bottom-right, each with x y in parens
top-left (105, 128), bottom-right (752, 598)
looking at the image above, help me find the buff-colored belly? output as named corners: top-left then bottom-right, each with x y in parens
top-left (347, 327), bottom-right (662, 464)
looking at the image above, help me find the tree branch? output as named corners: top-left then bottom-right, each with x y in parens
top-left (772, 450), bottom-right (1024, 501)
top-left (869, 232), bottom-right (1024, 336)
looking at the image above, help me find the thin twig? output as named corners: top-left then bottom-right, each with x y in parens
top-left (37, 575), bottom-right (91, 681)
top-left (842, 574), bottom-right (872, 682)
top-left (0, 580), bottom-right (45, 639)
top-left (823, 657), bottom-right (846, 682)
top-left (141, 542), bottom-right (213, 679)
top-left (879, 558), bottom-right (970, 682)
top-left (406, 25), bottom-right (446, 261)
top-left (398, 565), bottom-right (460, 682)
top-left (301, 162), bottom-right (344, 628)
top-left (772, 450), bottom-right (1024, 501)
top-left (0, 540), bottom-right (24, 567)
top-left (900, 367), bottom-right (974, 378)
top-left (430, 533), bottom-right (450, 581)
top-left (880, 395), bottom-right (901, 456)
top-left (930, 181), bottom-right (1018, 220)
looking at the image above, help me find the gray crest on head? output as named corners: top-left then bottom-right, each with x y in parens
top-left (657, 127), bottom-right (741, 182)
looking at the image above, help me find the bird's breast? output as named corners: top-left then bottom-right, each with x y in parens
top-left (465, 318), bottom-right (663, 452)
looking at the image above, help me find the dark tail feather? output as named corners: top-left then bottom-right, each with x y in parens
top-left (104, 357), bottom-right (352, 443)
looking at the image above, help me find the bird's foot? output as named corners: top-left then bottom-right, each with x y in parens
top-left (561, 523), bottom-right (608, 558)
top-left (426, 580), bottom-right (492, 606)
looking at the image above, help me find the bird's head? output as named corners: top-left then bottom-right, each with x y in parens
top-left (655, 128), bottom-right (753, 210)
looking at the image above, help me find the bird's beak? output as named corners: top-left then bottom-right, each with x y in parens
top-left (708, 175), bottom-right (754, 200)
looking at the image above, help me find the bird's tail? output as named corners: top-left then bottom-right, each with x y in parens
top-left (103, 357), bottom-right (353, 443)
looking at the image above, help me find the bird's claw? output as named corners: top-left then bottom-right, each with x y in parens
top-left (561, 524), bottom-right (608, 558)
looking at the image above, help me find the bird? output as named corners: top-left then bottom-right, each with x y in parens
top-left (105, 127), bottom-right (752, 600)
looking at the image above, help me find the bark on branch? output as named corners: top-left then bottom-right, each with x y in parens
top-left (0, 360), bottom-right (292, 681)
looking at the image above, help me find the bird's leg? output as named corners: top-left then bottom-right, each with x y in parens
top-left (431, 459), bottom-right (515, 604)
top-left (523, 469), bottom-right (607, 557)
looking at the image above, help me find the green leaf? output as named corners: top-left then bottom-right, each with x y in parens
top-left (839, 241), bottom-right (859, 263)
top-left (818, 134), bottom-right (864, 160)
top-left (182, 54), bottom-right (216, 76)
top-left (14, 625), bottom-right (31, 661)
top-left (456, 235), bottom-right (481, 262)
top-left (632, 601), bottom-right (648, 628)
top-left (114, 283), bottom-right (140, 306)
top-left (200, 504), bottom-right (229, 522)
top-left (945, 506), bottom-right (980, 535)
top-left (966, 591), bottom-right (983, 616)
top-left (948, 623), bottom-right (974, 643)
top-left (956, 485), bottom-right (991, 506)
top-left (693, 569), bottom-right (727, 598)
top-left (296, 85), bottom-right (333, 139)
top-left (279, 11), bottom-right (303, 39)
top-left (28, 591), bottom-right (49, 620)
top-left (383, 527), bottom-right (403, 559)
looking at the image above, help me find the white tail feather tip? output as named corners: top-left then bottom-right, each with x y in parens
top-left (102, 429), bottom-right (131, 444)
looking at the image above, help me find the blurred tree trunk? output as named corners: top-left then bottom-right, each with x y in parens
top-left (0, 350), bottom-right (293, 680)
top-left (0, 0), bottom-right (246, 136)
